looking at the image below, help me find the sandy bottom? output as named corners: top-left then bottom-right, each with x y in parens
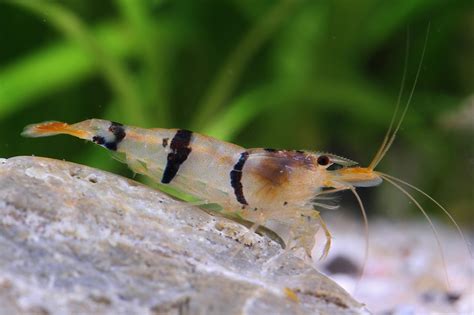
top-left (313, 214), bottom-right (473, 314)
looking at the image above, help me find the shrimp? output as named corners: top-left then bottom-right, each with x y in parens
top-left (21, 111), bottom-right (469, 266)
top-left (22, 119), bottom-right (363, 258)
top-left (21, 29), bottom-right (470, 281)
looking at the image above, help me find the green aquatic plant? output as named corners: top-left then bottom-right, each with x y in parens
top-left (0, 0), bottom-right (471, 224)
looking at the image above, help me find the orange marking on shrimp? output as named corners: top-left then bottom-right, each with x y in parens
top-left (126, 130), bottom-right (160, 144)
top-left (334, 167), bottom-right (381, 184)
top-left (218, 155), bottom-right (234, 165)
top-left (36, 121), bottom-right (69, 132)
top-left (22, 121), bottom-right (89, 139)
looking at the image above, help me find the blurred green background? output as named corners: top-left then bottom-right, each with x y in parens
top-left (0, 0), bottom-right (472, 227)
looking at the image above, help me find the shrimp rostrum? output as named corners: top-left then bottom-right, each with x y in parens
top-left (22, 110), bottom-right (468, 265)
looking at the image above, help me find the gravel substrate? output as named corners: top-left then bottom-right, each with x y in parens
top-left (314, 213), bottom-right (473, 314)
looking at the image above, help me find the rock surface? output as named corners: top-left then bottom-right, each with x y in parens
top-left (0, 156), bottom-right (368, 315)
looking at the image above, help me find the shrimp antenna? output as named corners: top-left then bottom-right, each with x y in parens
top-left (370, 24), bottom-right (431, 170)
top-left (349, 187), bottom-right (369, 292)
top-left (377, 173), bottom-right (451, 288)
top-left (376, 171), bottom-right (473, 258)
top-left (369, 28), bottom-right (410, 170)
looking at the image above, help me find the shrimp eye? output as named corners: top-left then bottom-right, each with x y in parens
top-left (317, 155), bottom-right (330, 166)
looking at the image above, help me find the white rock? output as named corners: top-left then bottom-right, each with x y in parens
top-left (0, 156), bottom-right (369, 315)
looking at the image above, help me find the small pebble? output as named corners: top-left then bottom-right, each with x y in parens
top-left (445, 292), bottom-right (461, 304)
top-left (324, 255), bottom-right (359, 275)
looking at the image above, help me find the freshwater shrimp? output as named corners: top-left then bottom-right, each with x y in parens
top-left (22, 119), bottom-right (357, 258)
top-left (21, 29), bottom-right (470, 274)
top-left (20, 109), bottom-right (469, 266)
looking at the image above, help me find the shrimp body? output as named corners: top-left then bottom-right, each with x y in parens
top-left (22, 119), bottom-right (381, 257)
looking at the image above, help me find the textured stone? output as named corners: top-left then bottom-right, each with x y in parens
top-left (0, 156), bottom-right (368, 315)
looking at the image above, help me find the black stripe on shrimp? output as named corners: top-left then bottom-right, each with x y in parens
top-left (230, 151), bottom-right (250, 205)
top-left (161, 129), bottom-right (193, 184)
top-left (92, 121), bottom-right (126, 151)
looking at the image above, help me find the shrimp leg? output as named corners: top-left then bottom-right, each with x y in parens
top-left (229, 211), bottom-right (267, 258)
